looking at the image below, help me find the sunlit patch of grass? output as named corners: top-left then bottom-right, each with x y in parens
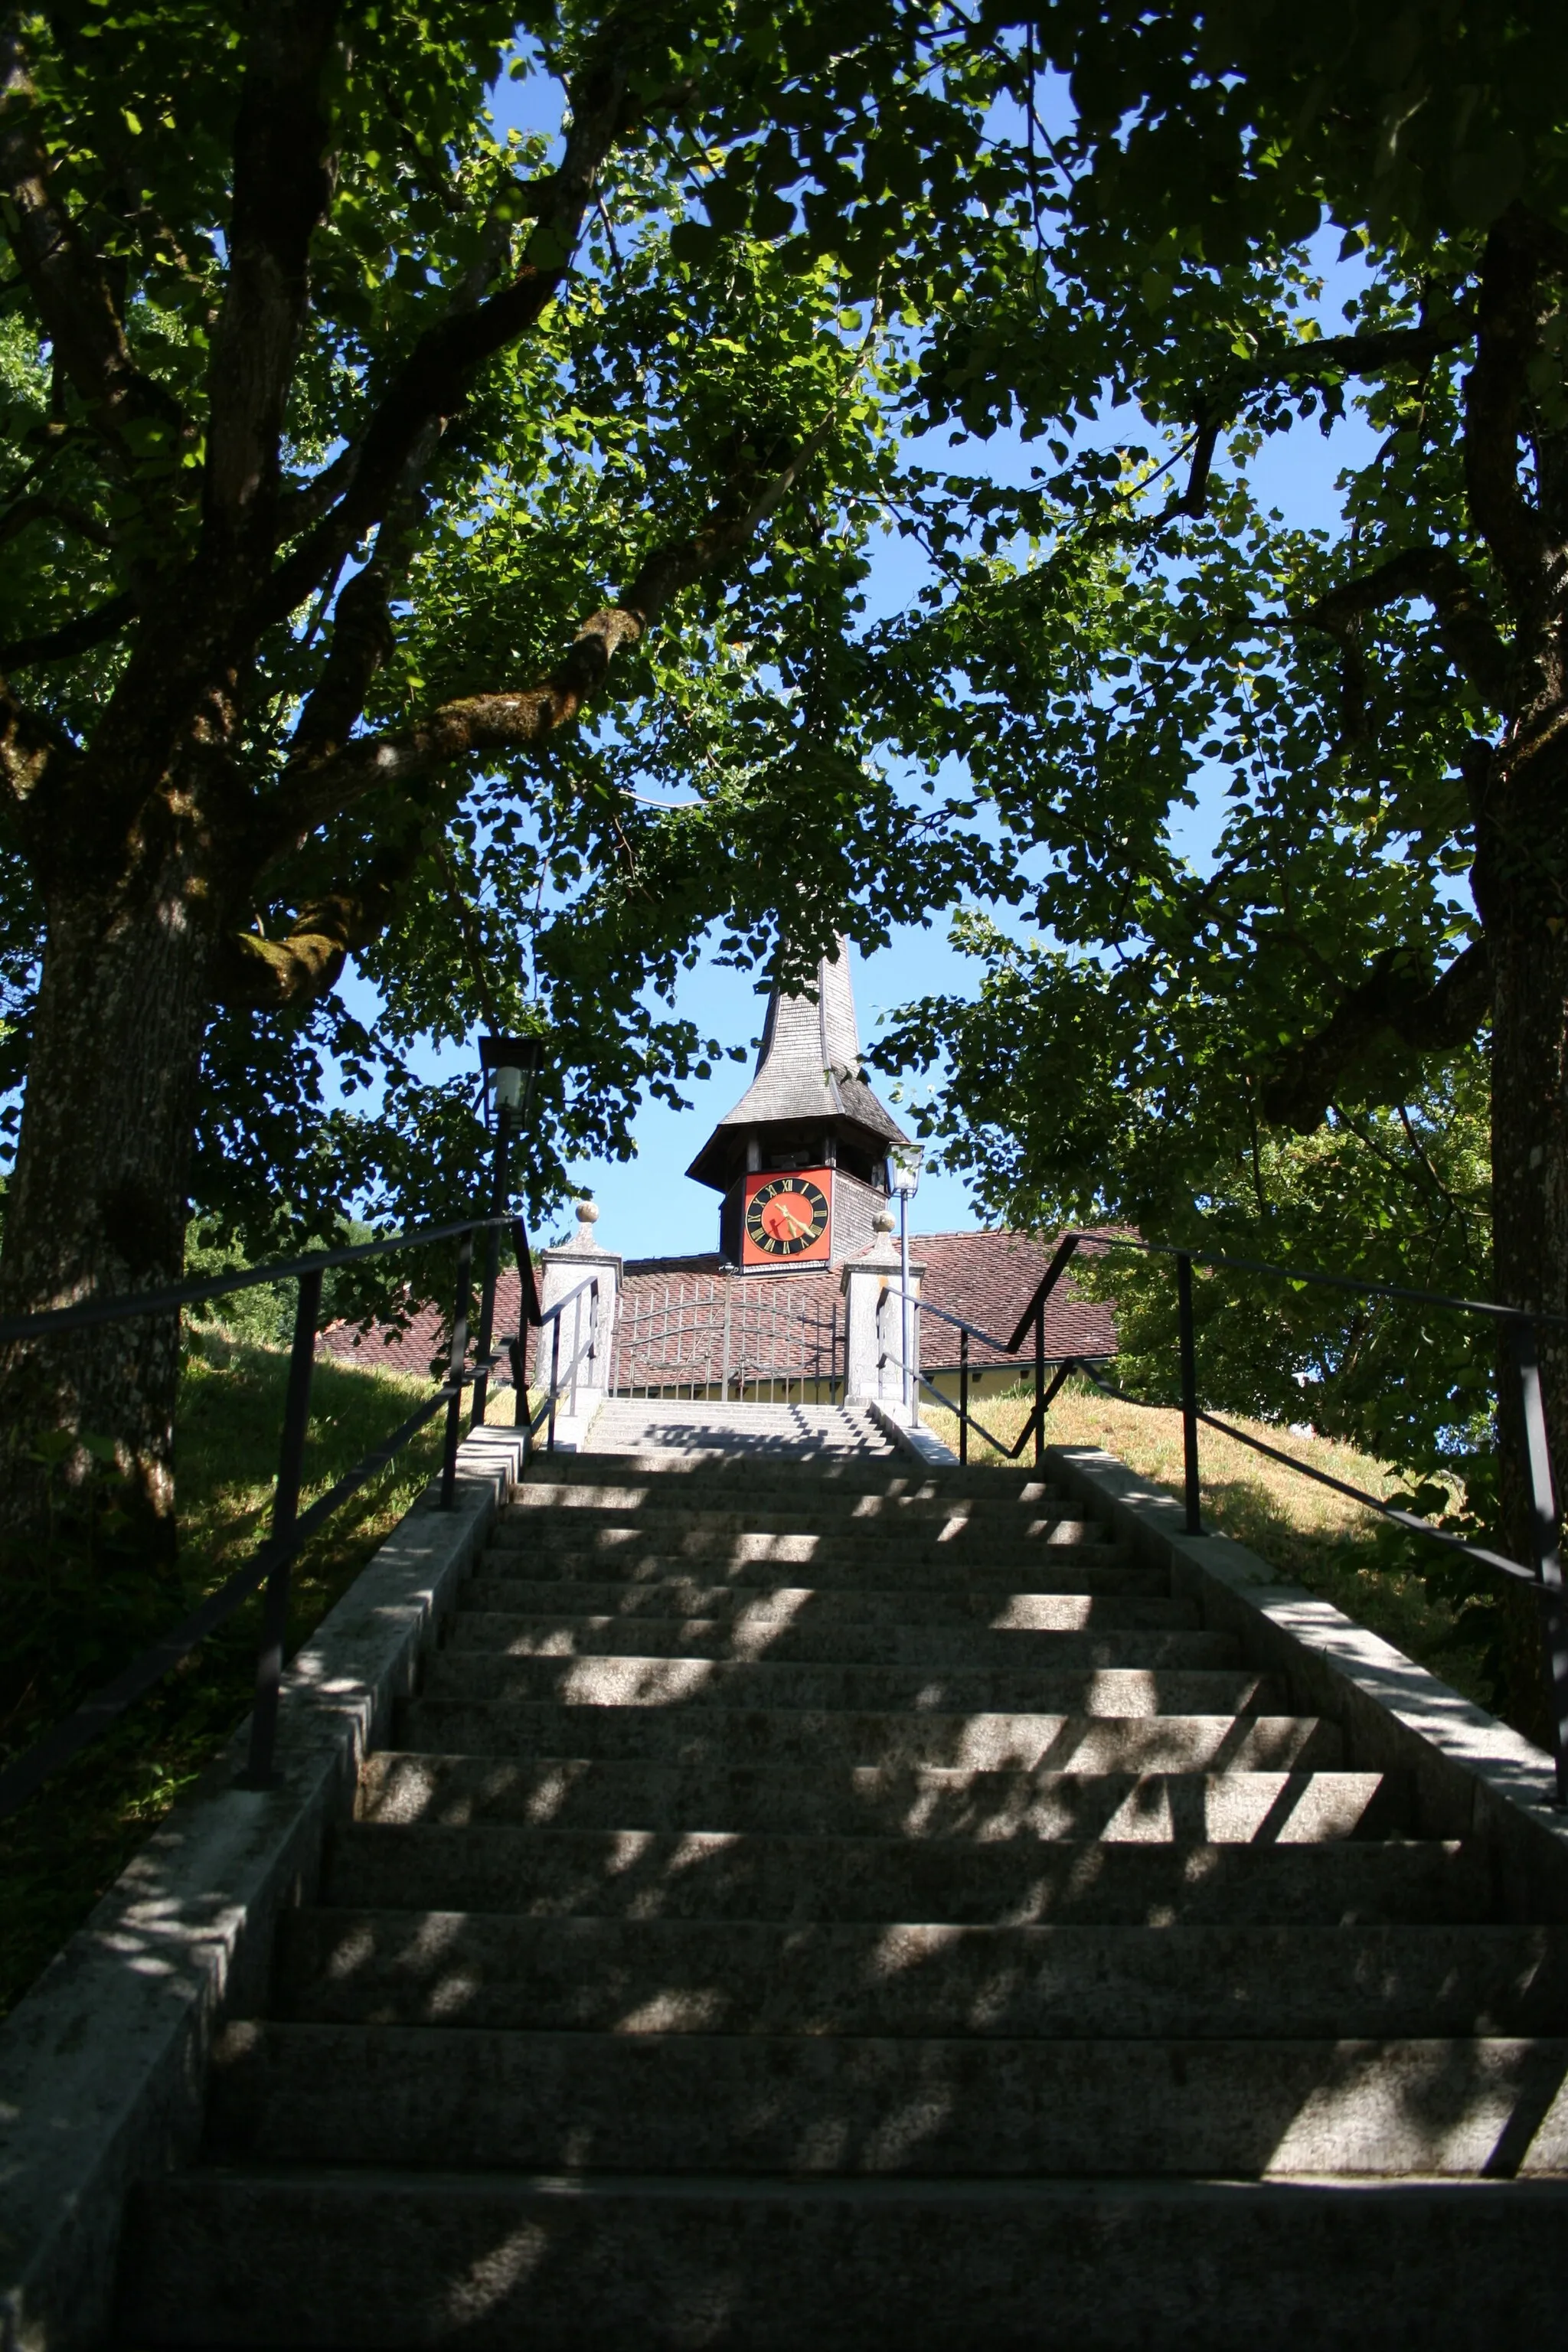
top-left (922, 1382), bottom-right (1494, 1717)
top-left (0, 1344), bottom-right (518, 2020)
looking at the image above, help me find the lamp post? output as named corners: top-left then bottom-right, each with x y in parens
top-left (472, 1035), bottom-right (547, 1429)
top-left (885, 1145), bottom-right (923, 1417)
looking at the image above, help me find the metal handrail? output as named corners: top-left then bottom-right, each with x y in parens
top-left (910, 1289), bottom-right (1117, 1374)
top-left (915, 1351), bottom-right (1112, 1463)
top-left (910, 1290), bottom-right (1013, 1353)
top-left (524, 1274), bottom-right (603, 1452)
top-left (940, 1223), bottom-right (1568, 1808)
top-left (1002, 1227), bottom-right (1568, 1357)
top-left (0, 1165), bottom-right (548, 1821)
top-left (0, 1384), bottom-right (453, 1823)
top-left (1093, 1230), bottom-right (1568, 1331)
top-left (874, 1281), bottom-right (1106, 1461)
top-left (910, 1359), bottom-right (1020, 1461)
top-left (1070, 1358), bottom-right (1538, 1589)
top-left (536, 1271), bottom-right (600, 1325)
top-left (1004, 1231), bottom-right (1093, 1355)
top-left (0, 1214), bottom-right (520, 1342)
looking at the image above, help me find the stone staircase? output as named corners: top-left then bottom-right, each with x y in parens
top-left (119, 1447), bottom-right (1568, 2347)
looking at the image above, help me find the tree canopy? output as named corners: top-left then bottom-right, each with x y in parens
top-left (866, 7), bottom-right (1560, 1401)
top-left (0, 0), bottom-right (1035, 1531)
top-left (5, 0), bottom-right (1568, 1669)
top-left (0, 0), bottom-right (1022, 1255)
top-left (848, 2), bottom-right (1568, 1719)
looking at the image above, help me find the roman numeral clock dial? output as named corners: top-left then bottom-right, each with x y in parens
top-left (743, 1173), bottom-right (831, 1263)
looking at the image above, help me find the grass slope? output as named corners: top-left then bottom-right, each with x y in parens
top-left (0, 1344), bottom-right (506, 2020)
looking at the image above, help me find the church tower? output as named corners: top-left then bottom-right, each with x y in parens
top-left (686, 938), bottom-right (913, 1269)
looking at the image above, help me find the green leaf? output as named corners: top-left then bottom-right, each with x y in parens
top-left (668, 219), bottom-right (719, 267)
top-left (1450, 136), bottom-right (1524, 224)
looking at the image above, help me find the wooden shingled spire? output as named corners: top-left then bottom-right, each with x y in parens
top-left (685, 936), bottom-right (912, 1196)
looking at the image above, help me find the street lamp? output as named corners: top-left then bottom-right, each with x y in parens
top-left (472, 1035), bottom-right (547, 1426)
top-left (885, 1145), bottom-right (923, 1416)
top-left (480, 1033), bottom-right (547, 1142)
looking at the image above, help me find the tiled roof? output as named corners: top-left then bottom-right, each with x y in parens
top-left (318, 1298), bottom-right (450, 1380)
top-left (917, 1230), bottom-right (1116, 1370)
top-left (623, 1252), bottom-right (726, 1276)
top-left (316, 1230), bottom-right (1116, 1388)
top-left (318, 1268), bottom-right (544, 1382)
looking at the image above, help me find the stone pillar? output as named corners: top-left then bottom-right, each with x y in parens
top-left (841, 1210), bottom-right (926, 1419)
top-left (537, 1200), bottom-right (622, 1449)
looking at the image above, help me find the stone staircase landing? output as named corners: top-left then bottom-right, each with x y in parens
top-left (583, 1397), bottom-right (890, 1457)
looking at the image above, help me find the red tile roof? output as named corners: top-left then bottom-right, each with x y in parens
top-left (318, 1297), bottom-right (451, 1380)
top-left (917, 1230), bottom-right (1117, 1370)
top-left (316, 1231), bottom-right (1116, 1388)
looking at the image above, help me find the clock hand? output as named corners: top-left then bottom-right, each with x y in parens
top-left (776, 1203), bottom-right (813, 1238)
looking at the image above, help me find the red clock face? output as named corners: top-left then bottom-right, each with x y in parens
top-left (742, 1170), bottom-right (832, 1265)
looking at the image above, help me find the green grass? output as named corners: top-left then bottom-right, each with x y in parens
top-left (923, 1383), bottom-right (1496, 1718)
top-left (0, 1341), bottom-right (472, 2021)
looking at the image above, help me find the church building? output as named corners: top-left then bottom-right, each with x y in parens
top-left (321, 939), bottom-right (1114, 1403)
top-left (609, 937), bottom-right (1112, 1400)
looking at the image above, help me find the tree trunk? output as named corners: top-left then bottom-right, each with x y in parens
top-left (0, 868), bottom-right (214, 1561)
top-left (1481, 808), bottom-right (1568, 1744)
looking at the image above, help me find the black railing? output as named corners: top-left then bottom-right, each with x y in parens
top-left (520, 1269), bottom-right (602, 1454)
top-left (0, 1204), bottom-right (589, 1824)
top-left (609, 1278), bottom-right (842, 1406)
top-left (882, 1288), bottom-right (1111, 1464)
top-left (914, 1227), bottom-right (1568, 1808)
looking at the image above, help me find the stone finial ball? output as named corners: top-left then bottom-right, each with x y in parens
top-left (872, 1209), bottom-right (895, 1233)
top-left (575, 1199), bottom-right (599, 1224)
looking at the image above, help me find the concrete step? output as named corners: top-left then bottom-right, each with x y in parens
top-left (270, 1916), bottom-right (1561, 2040)
top-left (440, 1612), bottom-right (1236, 1672)
top-left (526, 1456), bottom-right (1058, 1498)
top-left (476, 1551), bottom-right (1166, 1594)
top-left (586, 1400), bottom-right (880, 1423)
top-left (316, 1824), bottom-right (1489, 1925)
top-left (395, 1701), bottom-right (1343, 1773)
top-left (358, 1754), bottom-right (1404, 1842)
top-left (492, 1537), bottom-right (1129, 1578)
top-left (457, 1579), bottom-right (1201, 1630)
top-left (503, 1491), bottom-right (1086, 1525)
top-left (508, 1487), bottom-right (1076, 1524)
top-left (119, 2167), bottom-right (1568, 2351)
top-left (417, 1655), bottom-right (1282, 1717)
top-left (116, 1410), bottom-right (1568, 2351)
top-left (495, 1517), bottom-right (1119, 1562)
top-left (203, 2020), bottom-right (1568, 2174)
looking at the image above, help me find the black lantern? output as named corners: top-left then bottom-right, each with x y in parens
top-left (479, 1034), bottom-right (547, 1135)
